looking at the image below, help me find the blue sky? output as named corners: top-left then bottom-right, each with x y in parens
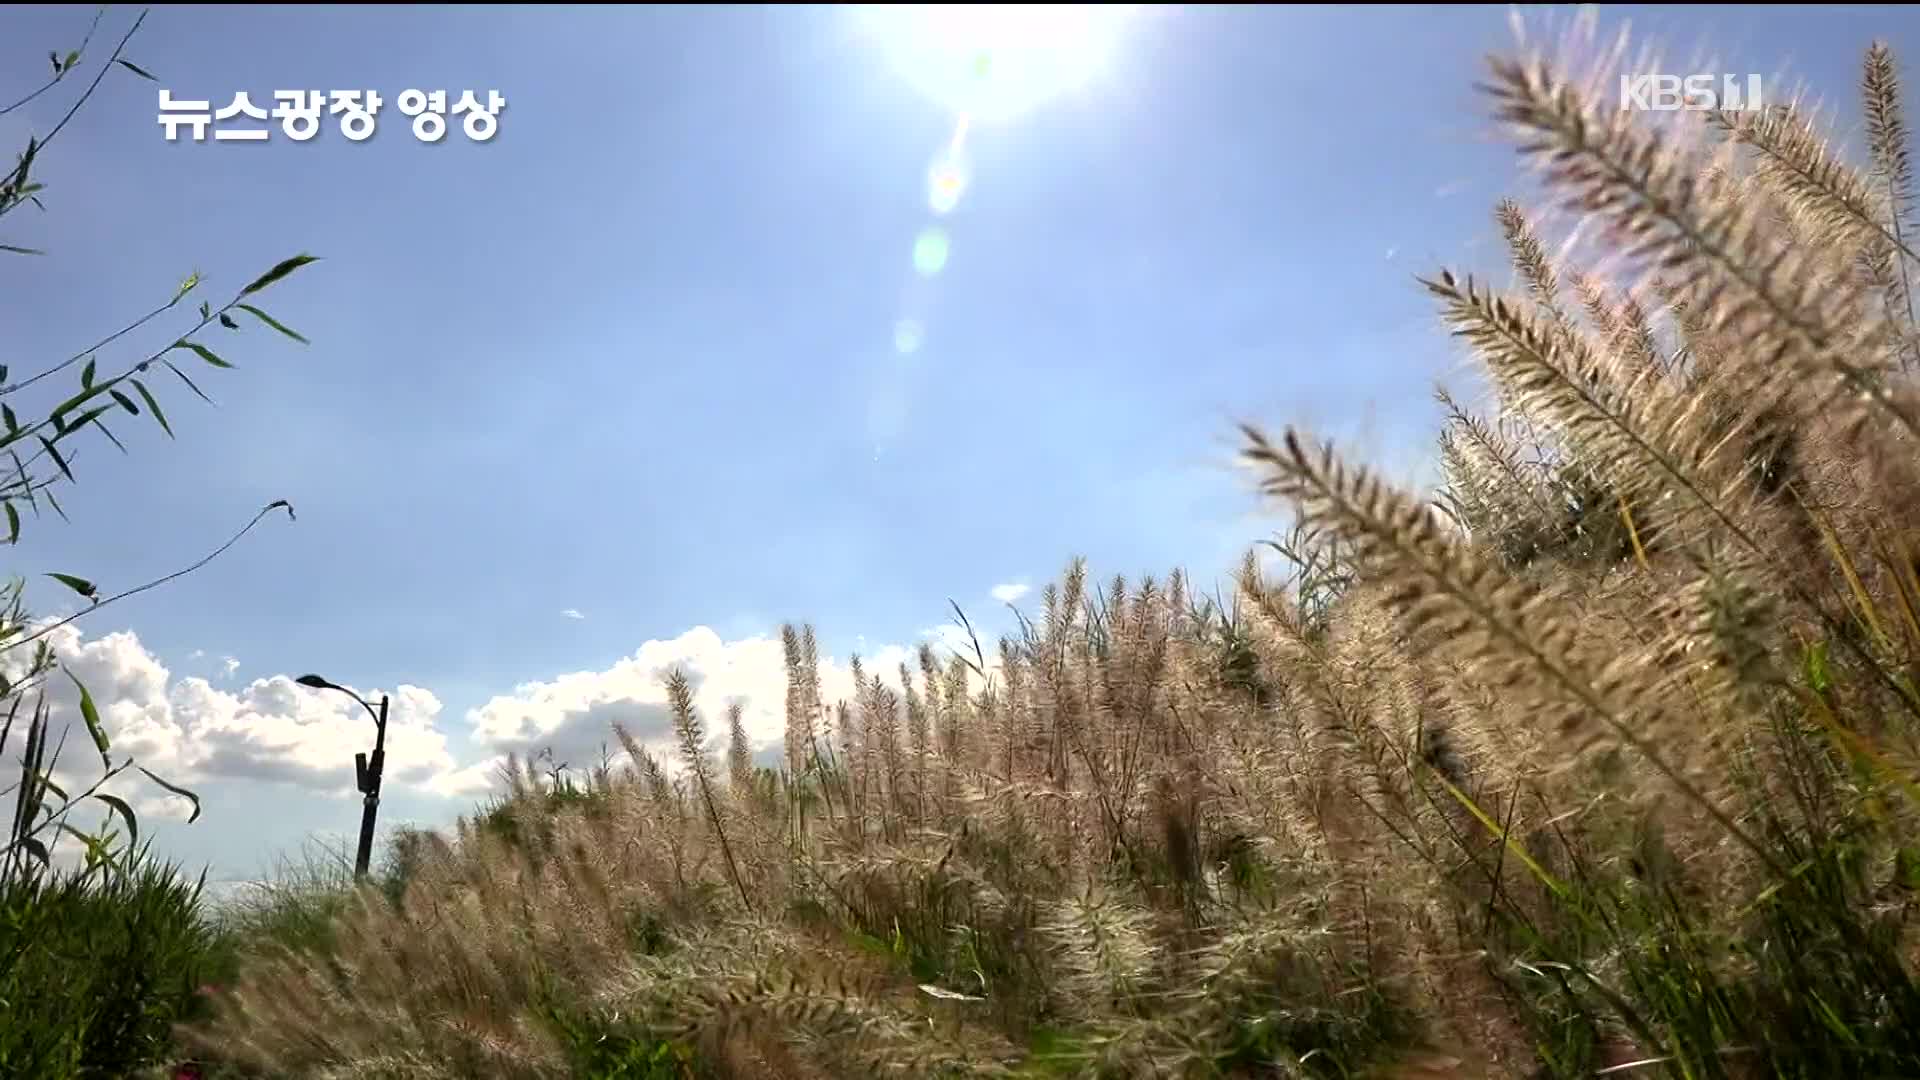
top-left (1, 4), bottom-right (1913, 885)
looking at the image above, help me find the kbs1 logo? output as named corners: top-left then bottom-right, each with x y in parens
top-left (1618, 73), bottom-right (1764, 113)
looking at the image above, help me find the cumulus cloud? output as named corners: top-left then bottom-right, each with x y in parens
top-left (7, 623), bottom-right (479, 811)
top-left (560, 609), bottom-right (585, 620)
top-left (221, 656), bottom-right (240, 680)
top-left (465, 626), bottom-right (918, 777)
top-left (7, 619), bottom-right (990, 841)
top-left (989, 582), bottom-right (1030, 605)
top-left (920, 623), bottom-right (976, 657)
top-left (422, 756), bottom-right (508, 799)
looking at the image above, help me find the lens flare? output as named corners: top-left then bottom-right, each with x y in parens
top-left (928, 154), bottom-right (969, 214)
top-left (913, 228), bottom-right (950, 276)
top-left (854, 5), bottom-right (1144, 126)
top-left (893, 318), bottom-right (925, 354)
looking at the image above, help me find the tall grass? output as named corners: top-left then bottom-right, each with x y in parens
top-left (185, 24), bottom-right (1920, 1080)
top-left (0, 842), bottom-right (225, 1078)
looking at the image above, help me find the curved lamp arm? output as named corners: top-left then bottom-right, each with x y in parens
top-left (295, 674), bottom-right (382, 727)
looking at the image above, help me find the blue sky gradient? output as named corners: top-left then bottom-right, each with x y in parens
top-left (1, 4), bottom-right (1914, 883)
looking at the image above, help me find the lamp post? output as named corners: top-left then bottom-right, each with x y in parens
top-left (295, 674), bottom-right (389, 880)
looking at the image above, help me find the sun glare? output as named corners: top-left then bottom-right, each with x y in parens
top-left (860, 5), bottom-right (1147, 368)
top-left (856, 4), bottom-right (1143, 125)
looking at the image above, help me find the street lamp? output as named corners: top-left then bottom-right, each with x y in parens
top-left (295, 673), bottom-right (389, 880)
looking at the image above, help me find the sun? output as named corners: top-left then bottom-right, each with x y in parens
top-left (853, 4), bottom-right (1144, 126)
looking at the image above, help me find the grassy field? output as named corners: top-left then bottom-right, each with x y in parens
top-left (11, 19), bottom-right (1920, 1080)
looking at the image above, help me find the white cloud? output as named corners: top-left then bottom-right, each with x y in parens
top-left (3, 623), bottom-right (475, 812)
top-left (989, 582), bottom-right (1030, 605)
top-left (464, 627), bottom-right (918, 776)
top-left (4, 619), bottom-right (1015, 865)
top-left (423, 755), bottom-right (507, 799)
top-left (920, 624), bottom-right (976, 657)
top-left (0, 611), bottom-right (1053, 887)
top-left (560, 609), bottom-right (585, 620)
top-left (221, 656), bottom-right (240, 680)
top-left (188, 649), bottom-right (206, 661)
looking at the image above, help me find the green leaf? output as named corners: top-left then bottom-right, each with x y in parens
top-left (94, 793), bottom-right (137, 852)
top-left (173, 341), bottom-right (233, 369)
top-left (3, 405), bottom-right (17, 434)
top-left (91, 416), bottom-right (126, 455)
top-left (54, 404), bottom-right (113, 444)
top-left (81, 357), bottom-right (95, 389)
top-left (63, 50), bottom-right (80, 73)
top-left (236, 303), bottom-right (310, 344)
top-left (38, 437), bottom-right (72, 482)
top-left (137, 766), bottom-right (200, 824)
top-left (47, 573), bottom-right (96, 600)
top-left (1806, 641), bottom-right (1833, 695)
top-left (218, 313), bottom-right (238, 330)
top-left (44, 488), bottom-right (65, 523)
top-left (18, 837), bottom-right (47, 867)
top-left (116, 58), bottom-right (156, 81)
top-left (68, 670), bottom-right (110, 768)
top-left (12, 451), bottom-right (37, 507)
top-left (173, 271), bottom-right (200, 306)
top-left (56, 823), bottom-right (124, 877)
top-left (33, 771), bottom-right (65, 803)
top-left (47, 51), bottom-right (59, 74)
top-left (130, 379), bottom-right (172, 438)
top-left (163, 360), bottom-right (213, 405)
top-left (0, 244), bottom-right (45, 256)
top-left (198, 301), bottom-right (210, 320)
top-left (4, 501), bottom-right (18, 545)
top-left (51, 380), bottom-right (110, 421)
top-left (110, 389), bottom-right (138, 416)
top-left (241, 253), bottom-right (319, 296)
